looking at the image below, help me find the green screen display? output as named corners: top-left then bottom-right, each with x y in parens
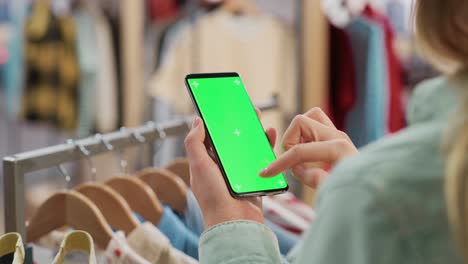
top-left (187, 74), bottom-right (287, 195)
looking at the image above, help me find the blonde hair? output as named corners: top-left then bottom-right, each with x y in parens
top-left (415, 0), bottom-right (468, 259)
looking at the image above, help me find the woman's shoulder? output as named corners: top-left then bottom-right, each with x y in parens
top-left (312, 74), bottom-right (460, 260)
top-left (320, 75), bottom-right (457, 196)
top-left (308, 121), bottom-right (462, 264)
top-left (325, 76), bottom-right (455, 188)
top-left (407, 76), bottom-right (457, 125)
top-left (321, 120), bottom-right (447, 196)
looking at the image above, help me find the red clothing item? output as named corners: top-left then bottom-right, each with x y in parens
top-left (148, 0), bottom-right (180, 22)
top-left (329, 25), bottom-right (357, 131)
top-left (363, 6), bottom-right (406, 132)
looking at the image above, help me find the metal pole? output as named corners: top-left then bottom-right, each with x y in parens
top-left (3, 157), bottom-right (25, 237)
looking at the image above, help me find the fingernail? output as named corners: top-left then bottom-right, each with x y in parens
top-left (259, 167), bottom-right (269, 176)
top-left (192, 117), bottom-right (200, 128)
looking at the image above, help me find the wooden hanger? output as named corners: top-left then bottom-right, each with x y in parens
top-left (166, 158), bottom-right (191, 186)
top-left (26, 190), bottom-right (113, 249)
top-left (75, 183), bottom-right (140, 234)
top-left (105, 176), bottom-right (163, 225)
top-left (137, 168), bottom-right (188, 214)
top-left (221, 0), bottom-right (261, 16)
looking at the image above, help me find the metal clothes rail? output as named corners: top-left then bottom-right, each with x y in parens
top-left (2, 97), bottom-right (278, 239)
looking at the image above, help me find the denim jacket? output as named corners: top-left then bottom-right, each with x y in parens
top-left (198, 76), bottom-right (465, 264)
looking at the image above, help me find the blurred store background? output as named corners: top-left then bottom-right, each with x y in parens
top-left (0, 0), bottom-right (437, 233)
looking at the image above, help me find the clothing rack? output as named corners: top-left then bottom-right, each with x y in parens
top-left (2, 96), bottom-right (278, 239)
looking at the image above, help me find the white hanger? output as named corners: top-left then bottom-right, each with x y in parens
top-left (349, 0), bottom-right (387, 15)
top-left (322, 0), bottom-right (367, 28)
top-left (347, 0), bottom-right (367, 15)
top-left (322, 0), bottom-right (352, 28)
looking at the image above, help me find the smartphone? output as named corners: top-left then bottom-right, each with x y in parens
top-left (185, 72), bottom-right (288, 197)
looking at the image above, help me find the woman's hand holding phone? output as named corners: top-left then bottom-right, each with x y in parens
top-left (186, 107), bottom-right (357, 229)
top-left (260, 108), bottom-right (358, 188)
top-left (185, 109), bottom-right (277, 229)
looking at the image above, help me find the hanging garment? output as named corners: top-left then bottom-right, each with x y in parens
top-left (51, 231), bottom-right (96, 264)
top-left (363, 6), bottom-right (405, 133)
top-left (104, 232), bottom-right (151, 264)
top-left (34, 223), bottom-right (198, 264)
top-left (92, 5), bottom-right (118, 133)
top-left (0, 1), bottom-right (8, 22)
top-left (3, 0), bottom-right (26, 118)
top-left (153, 19), bottom-right (193, 166)
top-left (328, 25), bottom-right (357, 131)
top-left (255, 0), bottom-right (298, 25)
top-left (34, 230), bottom-right (103, 263)
top-left (103, 10), bottom-right (123, 128)
top-left (156, 18), bottom-right (187, 68)
top-left (345, 17), bottom-right (388, 147)
top-left (72, 1), bottom-right (118, 135)
top-left (0, 24), bottom-right (9, 67)
top-left (148, 0), bottom-right (181, 23)
top-left (264, 219), bottom-right (299, 256)
top-left (23, 0), bottom-right (80, 130)
top-left (127, 222), bottom-right (198, 264)
top-left (157, 206), bottom-right (199, 259)
top-left (385, 0), bottom-right (411, 35)
top-left (36, 229), bottom-right (68, 249)
top-left (263, 197), bottom-right (309, 235)
top-left (74, 7), bottom-right (97, 137)
top-left (0, 233), bottom-right (24, 264)
top-left (33, 243), bottom-right (97, 264)
top-left (180, 190), bottom-right (205, 237)
top-left (134, 206), bottom-right (199, 259)
top-left (149, 10), bottom-right (297, 136)
top-left (274, 192), bottom-right (316, 222)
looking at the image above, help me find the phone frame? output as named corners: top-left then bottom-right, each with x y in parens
top-left (184, 72), bottom-right (288, 198)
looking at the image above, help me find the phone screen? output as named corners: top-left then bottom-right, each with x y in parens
top-left (186, 73), bottom-right (288, 196)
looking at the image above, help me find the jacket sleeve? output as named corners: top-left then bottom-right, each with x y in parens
top-left (199, 182), bottom-right (403, 264)
top-left (289, 183), bottom-right (403, 264)
top-left (199, 220), bottom-right (286, 264)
